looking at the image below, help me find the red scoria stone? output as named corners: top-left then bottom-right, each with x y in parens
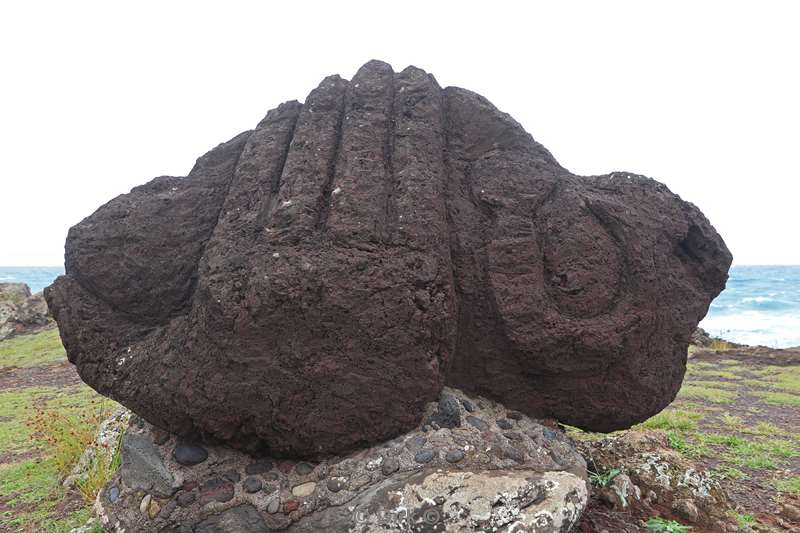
top-left (44, 60), bottom-right (731, 459)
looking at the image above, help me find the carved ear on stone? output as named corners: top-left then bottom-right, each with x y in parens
top-left (537, 183), bottom-right (625, 319)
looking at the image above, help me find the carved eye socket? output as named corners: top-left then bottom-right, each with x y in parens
top-left (538, 190), bottom-right (623, 318)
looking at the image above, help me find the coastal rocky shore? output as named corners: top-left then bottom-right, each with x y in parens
top-left (0, 282), bottom-right (50, 340)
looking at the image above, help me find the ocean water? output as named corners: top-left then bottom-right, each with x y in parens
top-left (2, 265), bottom-right (798, 347)
top-left (0, 266), bottom-right (64, 294)
top-left (701, 265), bottom-right (800, 348)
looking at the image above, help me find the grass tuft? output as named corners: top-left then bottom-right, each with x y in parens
top-left (637, 409), bottom-right (703, 431)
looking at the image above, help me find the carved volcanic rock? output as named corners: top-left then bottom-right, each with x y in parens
top-left (45, 60), bottom-right (731, 458)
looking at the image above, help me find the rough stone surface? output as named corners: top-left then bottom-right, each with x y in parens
top-left (45, 60), bottom-right (731, 457)
top-left (119, 431), bottom-right (177, 497)
top-left (0, 283), bottom-right (51, 340)
top-left (94, 388), bottom-right (588, 532)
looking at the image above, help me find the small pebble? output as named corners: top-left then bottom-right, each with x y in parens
top-left (466, 416), bottom-right (489, 432)
top-left (503, 445), bottom-right (526, 463)
top-left (107, 485), bottom-right (120, 503)
top-left (285, 500), bottom-right (299, 513)
top-left (243, 476), bottom-right (262, 493)
top-left (381, 456), bottom-right (400, 475)
top-left (295, 462), bottom-right (314, 476)
top-left (496, 418), bottom-right (513, 430)
top-left (246, 459), bottom-right (274, 475)
top-left (405, 435), bottom-right (427, 452)
top-left (140, 494), bottom-right (151, 516)
top-left (174, 442), bottom-right (208, 466)
top-left (291, 481), bottom-right (317, 497)
top-left (159, 499), bottom-right (177, 519)
top-left (223, 470), bottom-right (241, 483)
top-left (504, 431), bottom-right (523, 441)
top-left (445, 449), bottom-right (465, 463)
top-left (507, 411), bottom-right (524, 420)
top-left (267, 498), bottom-right (280, 514)
top-left (199, 478), bottom-right (234, 504)
top-left (542, 428), bottom-right (557, 441)
top-left (414, 449), bottom-right (436, 464)
top-left (426, 396), bottom-right (462, 429)
top-left (327, 478), bottom-right (345, 493)
top-left (262, 484), bottom-right (277, 494)
top-left (461, 399), bottom-right (476, 413)
top-left (263, 471), bottom-right (279, 481)
top-left (176, 491), bottom-right (196, 507)
top-left (148, 499), bottom-right (160, 519)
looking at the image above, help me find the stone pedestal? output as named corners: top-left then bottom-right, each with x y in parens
top-left (95, 388), bottom-right (588, 532)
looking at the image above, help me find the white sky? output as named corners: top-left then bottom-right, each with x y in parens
top-left (1, 1), bottom-right (798, 266)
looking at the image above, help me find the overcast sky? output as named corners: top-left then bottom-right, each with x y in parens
top-left (1, 1), bottom-right (798, 266)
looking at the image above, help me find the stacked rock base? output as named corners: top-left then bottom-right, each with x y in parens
top-left (95, 388), bottom-right (588, 532)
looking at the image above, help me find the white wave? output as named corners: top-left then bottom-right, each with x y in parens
top-left (701, 310), bottom-right (800, 348)
top-left (741, 296), bottom-right (774, 303)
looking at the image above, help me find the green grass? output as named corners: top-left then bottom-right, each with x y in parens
top-left (683, 379), bottom-right (739, 390)
top-left (0, 328), bottom-right (65, 367)
top-left (685, 368), bottom-right (741, 380)
top-left (637, 409), bottom-right (704, 431)
top-left (774, 475), bottom-right (800, 495)
top-left (677, 384), bottom-right (737, 404)
top-left (754, 390), bottom-right (800, 407)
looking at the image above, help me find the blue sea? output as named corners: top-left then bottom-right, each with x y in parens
top-left (0, 266), bottom-right (64, 294)
top-left (701, 265), bottom-right (800, 348)
top-left (2, 265), bottom-right (799, 348)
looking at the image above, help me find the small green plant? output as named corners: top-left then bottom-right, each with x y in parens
top-left (76, 432), bottom-right (122, 503)
top-left (646, 517), bottom-right (692, 532)
top-left (732, 512), bottom-right (757, 528)
top-left (588, 467), bottom-right (621, 488)
top-left (774, 475), bottom-right (800, 494)
top-left (666, 431), bottom-right (688, 452)
top-left (26, 397), bottom-right (114, 476)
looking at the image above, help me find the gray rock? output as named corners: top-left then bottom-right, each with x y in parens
top-left (496, 418), bottom-right (513, 430)
top-left (223, 469), bottom-right (241, 483)
top-left (327, 478), bottom-right (345, 493)
top-left (295, 462), bottom-right (313, 476)
top-left (426, 395), bottom-right (462, 429)
top-left (173, 442), bottom-right (208, 466)
top-left (243, 476), bottom-right (262, 493)
top-left (445, 449), bottom-right (465, 463)
top-left (245, 459), bottom-right (273, 475)
top-left (414, 449), bottom-right (436, 464)
top-left (466, 415), bottom-right (489, 432)
top-left (119, 432), bottom-right (176, 497)
top-left (405, 435), bottom-right (427, 452)
top-left (195, 504), bottom-right (270, 533)
top-left (381, 456), bottom-right (400, 475)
